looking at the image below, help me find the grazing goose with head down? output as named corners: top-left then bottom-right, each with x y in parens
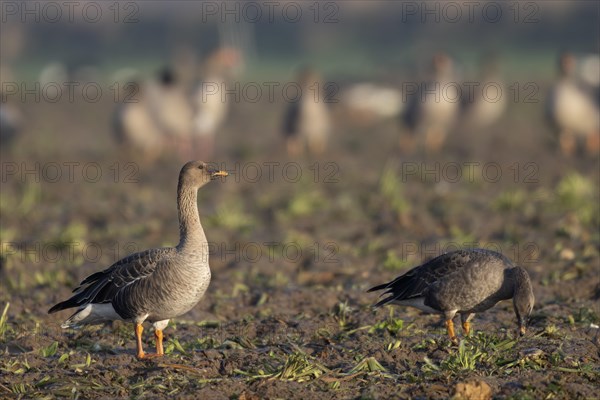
top-left (48, 161), bottom-right (228, 359)
top-left (368, 249), bottom-right (534, 343)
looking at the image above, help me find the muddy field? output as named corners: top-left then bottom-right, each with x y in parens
top-left (1, 92), bottom-right (599, 400)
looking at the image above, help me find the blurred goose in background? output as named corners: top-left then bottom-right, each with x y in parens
top-left (401, 52), bottom-right (460, 154)
top-left (171, 45), bottom-right (200, 89)
top-left (546, 52), bottom-right (600, 156)
top-left (343, 82), bottom-right (404, 125)
top-left (191, 47), bottom-right (242, 160)
top-left (578, 53), bottom-right (600, 90)
top-left (113, 77), bottom-right (164, 161)
top-left (148, 68), bottom-right (195, 159)
top-left (461, 54), bottom-right (506, 130)
top-left (48, 161), bottom-right (228, 359)
top-left (283, 67), bottom-right (332, 156)
top-left (0, 64), bottom-right (23, 148)
top-left (0, 102), bottom-right (22, 148)
top-left (38, 61), bottom-right (68, 87)
top-left (368, 249), bottom-right (534, 343)
top-left (113, 68), bottom-right (195, 161)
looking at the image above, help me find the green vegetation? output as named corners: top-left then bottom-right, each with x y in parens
top-left (349, 356), bottom-right (387, 374)
top-left (493, 189), bottom-right (527, 212)
top-left (555, 172), bottom-right (598, 226)
top-left (382, 250), bottom-right (412, 271)
top-left (0, 303), bottom-right (9, 339)
top-left (379, 162), bottom-right (411, 224)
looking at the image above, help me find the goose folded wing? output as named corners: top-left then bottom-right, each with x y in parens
top-left (371, 252), bottom-right (475, 306)
top-left (49, 248), bottom-right (173, 314)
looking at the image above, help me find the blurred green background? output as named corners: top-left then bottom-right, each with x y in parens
top-left (2, 1), bottom-right (598, 81)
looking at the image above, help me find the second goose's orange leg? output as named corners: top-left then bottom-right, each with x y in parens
top-left (155, 329), bottom-right (164, 356)
top-left (445, 319), bottom-right (458, 344)
top-left (462, 321), bottom-right (471, 336)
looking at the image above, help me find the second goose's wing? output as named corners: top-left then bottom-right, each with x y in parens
top-left (368, 250), bottom-right (488, 307)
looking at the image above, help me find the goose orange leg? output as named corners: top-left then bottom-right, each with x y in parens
top-left (559, 132), bottom-right (576, 157)
top-left (135, 323), bottom-right (164, 359)
top-left (135, 323), bottom-right (146, 359)
top-left (399, 133), bottom-right (416, 154)
top-left (425, 127), bottom-right (446, 154)
top-left (155, 329), bottom-right (164, 356)
top-left (445, 319), bottom-right (458, 344)
top-left (287, 137), bottom-right (302, 157)
top-left (461, 313), bottom-right (475, 337)
top-left (462, 321), bottom-right (471, 336)
top-left (586, 132), bottom-right (600, 155)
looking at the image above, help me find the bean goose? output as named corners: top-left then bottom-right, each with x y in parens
top-left (113, 68), bottom-right (195, 162)
top-left (283, 67), bottom-right (332, 156)
top-left (546, 52), bottom-right (600, 156)
top-left (368, 249), bottom-right (534, 343)
top-left (0, 64), bottom-right (23, 147)
top-left (401, 52), bottom-right (460, 154)
top-left (48, 161), bottom-right (228, 359)
top-left (461, 54), bottom-right (506, 131)
top-left (191, 47), bottom-right (242, 160)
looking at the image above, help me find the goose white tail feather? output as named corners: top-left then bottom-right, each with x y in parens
top-left (61, 303), bottom-right (122, 329)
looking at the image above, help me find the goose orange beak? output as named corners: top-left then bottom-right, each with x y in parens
top-left (210, 170), bottom-right (228, 179)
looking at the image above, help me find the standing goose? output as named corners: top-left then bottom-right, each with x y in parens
top-left (48, 161), bottom-right (228, 359)
top-left (191, 48), bottom-right (242, 159)
top-left (0, 64), bottom-right (23, 148)
top-left (546, 52), bottom-right (600, 156)
top-left (283, 66), bottom-right (332, 156)
top-left (460, 54), bottom-right (506, 131)
top-left (112, 68), bottom-right (195, 162)
top-left (401, 52), bottom-right (460, 154)
top-left (368, 249), bottom-right (534, 342)
top-left (112, 78), bottom-right (164, 161)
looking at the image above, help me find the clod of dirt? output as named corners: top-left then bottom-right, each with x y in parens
top-left (453, 380), bottom-right (492, 400)
top-left (520, 348), bottom-right (544, 359)
top-left (238, 391), bottom-right (260, 400)
top-left (297, 271), bottom-right (336, 285)
top-left (559, 248), bottom-right (576, 261)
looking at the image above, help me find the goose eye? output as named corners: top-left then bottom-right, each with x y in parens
top-left (198, 165), bottom-right (204, 170)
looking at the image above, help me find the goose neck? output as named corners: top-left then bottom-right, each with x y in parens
top-left (176, 183), bottom-right (207, 252)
